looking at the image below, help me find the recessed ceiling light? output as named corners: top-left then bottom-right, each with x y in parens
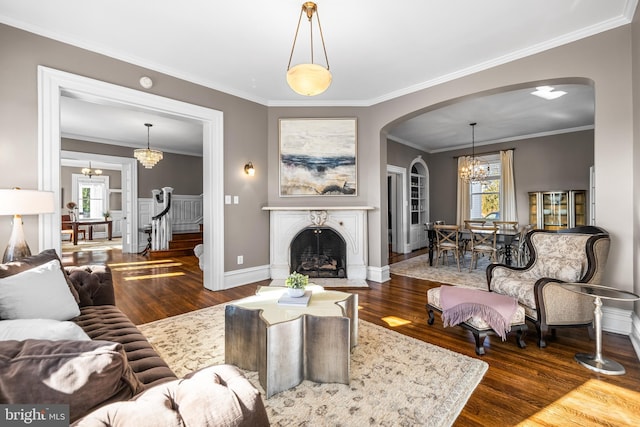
top-left (531, 85), bottom-right (567, 100)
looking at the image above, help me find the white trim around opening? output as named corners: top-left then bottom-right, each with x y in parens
top-left (38, 66), bottom-right (226, 290)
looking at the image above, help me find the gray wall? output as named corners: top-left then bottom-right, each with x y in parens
top-left (387, 140), bottom-right (429, 169)
top-left (62, 138), bottom-right (203, 196)
top-left (426, 130), bottom-right (594, 225)
top-left (366, 26), bottom-right (635, 295)
top-left (0, 23), bottom-right (269, 272)
top-left (0, 19), bottom-right (638, 299)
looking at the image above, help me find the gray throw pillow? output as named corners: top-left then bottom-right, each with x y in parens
top-left (0, 339), bottom-right (145, 422)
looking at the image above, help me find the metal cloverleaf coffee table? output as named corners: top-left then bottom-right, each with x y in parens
top-left (225, 284), bottom-right (358, 397)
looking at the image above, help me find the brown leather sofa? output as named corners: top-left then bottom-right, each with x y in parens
top-left (67, 264), bottom-right (269, 426)
top-left (0, 255), bottom-right (269, 426)
top-left (65, 265), bottom-right (177, 389)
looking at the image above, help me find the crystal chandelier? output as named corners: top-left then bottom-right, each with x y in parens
top-left (459, 122), bottom-right (489, 183)
top-left (81, 161), bottom-right (102, 178)
top-left (286, 2), bottom-right (332, 96)
top-left (134, 123), bottom-right (163, 169)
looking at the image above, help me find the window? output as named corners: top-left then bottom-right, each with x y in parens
top-left (72, 175), bottom-right (109, 220)
top-left (469, 154), bottom-right (501, 220)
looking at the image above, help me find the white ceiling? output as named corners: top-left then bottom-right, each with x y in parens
top-left (0, 0), bottom-right (634, 153)
top-left (60, 96), bottom-right (204, 157)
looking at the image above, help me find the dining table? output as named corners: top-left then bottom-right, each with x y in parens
top-left (425, 223), bottom-right (520, 267)
top-left (62, 219), bottom-right (113, 245)
top-left (460, 226), bottom-right (520, 266)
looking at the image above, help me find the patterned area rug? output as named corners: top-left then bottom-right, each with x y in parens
top-left (138, 304), bottom-right (488, 427)
top-left (390, 253), bottom-right (491, 289)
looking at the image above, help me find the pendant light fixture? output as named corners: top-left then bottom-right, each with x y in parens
top-left (286, 2), bottom-right (332, 96)
top-left (459, 122), bottom-right (489, 184)
top-left (81, 161), bottom-right (102, 178)
top-left (134, 123), bottom-right (163, 169)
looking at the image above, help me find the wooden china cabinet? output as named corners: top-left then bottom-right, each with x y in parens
top-left (528, 190), bottom-right (587, 230)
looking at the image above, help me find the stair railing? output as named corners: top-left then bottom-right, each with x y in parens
top-left (151, 187), bottom-right (173, 250)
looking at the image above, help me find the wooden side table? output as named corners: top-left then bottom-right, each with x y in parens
top-left (139, 225), bottom-right (152, 256)
top-left (562, 283), bottom-right (640, 375)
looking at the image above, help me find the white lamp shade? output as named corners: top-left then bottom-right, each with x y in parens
top-left (287, 64), bottom-right (332, 96)
top-left (0, 189), bottom-right (55, 216)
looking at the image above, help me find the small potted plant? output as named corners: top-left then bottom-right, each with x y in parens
top-left (285, 271), bottom-right (309, 297)
top-left (103, 211), bottom-right (111, 220)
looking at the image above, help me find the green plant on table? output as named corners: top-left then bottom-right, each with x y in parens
top-left (285, 271), bottom-right (309, 289)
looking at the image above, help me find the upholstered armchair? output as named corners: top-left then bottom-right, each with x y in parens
top-left (486, 227), bottom-right (610, 347)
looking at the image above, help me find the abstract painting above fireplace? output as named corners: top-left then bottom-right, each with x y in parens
top-left (279, 118), bottom-right (357, 197)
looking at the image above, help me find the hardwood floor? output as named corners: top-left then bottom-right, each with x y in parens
top-left (63, 247), bottom-right (640, 426)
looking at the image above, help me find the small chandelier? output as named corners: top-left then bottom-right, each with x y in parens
top-left (459, 122), bottom-right (489, 184)
top-left (286, 2), bottom-right (332, 96)
top-left (81, 161), bottom-right (102, 178)
top-left (134, 123), bottom-right (163, 169)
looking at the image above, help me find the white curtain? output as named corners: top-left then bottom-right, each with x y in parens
top-left (456, 156), bottom-right (470, 225)
top-left (500, 150), bottom-right (517, 221)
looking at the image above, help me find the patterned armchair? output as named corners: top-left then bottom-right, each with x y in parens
top-left (486, 227), bottom-right (610, 347)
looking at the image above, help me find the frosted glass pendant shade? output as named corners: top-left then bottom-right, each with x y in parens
top-left (286, 64), bottom-right (332, 96)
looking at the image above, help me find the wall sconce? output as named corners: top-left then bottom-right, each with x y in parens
top-left (244, 162), bottom-right (255, 176)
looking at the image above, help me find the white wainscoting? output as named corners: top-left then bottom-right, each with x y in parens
top-left (630, 312), bottom-right (640, 361)
top-left (137, 195), bottom-right (203, 251)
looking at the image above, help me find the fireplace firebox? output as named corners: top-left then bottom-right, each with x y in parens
top-left (290, 227), bottom-right (346, 278)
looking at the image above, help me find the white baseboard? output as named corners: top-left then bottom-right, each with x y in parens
top-left (367, 265), bottom-right (390, 283)
top-left (602, 306), bottom-right (634, 335)
top-left (629, 312), bottom-right (640, 362)
top-left (223, 264), bottom-right (271, 289)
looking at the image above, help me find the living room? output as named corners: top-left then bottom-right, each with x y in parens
top-left (1, 1), bottom-right (640, 425)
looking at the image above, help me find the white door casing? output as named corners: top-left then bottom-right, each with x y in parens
top-left (386, 164), bottom-right (408, 254)
top-left (38, 66), bottom-right (225, 290)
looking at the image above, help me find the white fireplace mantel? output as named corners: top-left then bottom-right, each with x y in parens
top-left (265, 206), bottom-right (374, 281)
top-left (262, 206), bottom-right (375, 211)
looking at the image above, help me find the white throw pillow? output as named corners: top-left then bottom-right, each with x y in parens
top-left (0, 319), bottom-right (90, 341)
top-left (0, 259), bottom-right (81, 321)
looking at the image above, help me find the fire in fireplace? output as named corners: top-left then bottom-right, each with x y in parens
top-left (290, 227), bottom-right (347, 278)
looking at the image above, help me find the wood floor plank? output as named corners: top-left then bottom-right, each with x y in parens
top-left (62, 247), bottom-right (640, 426)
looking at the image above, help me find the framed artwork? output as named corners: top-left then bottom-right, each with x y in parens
top-left (279, 118), bottom-right (357, 196)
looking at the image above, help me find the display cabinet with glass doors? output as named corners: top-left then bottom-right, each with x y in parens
top-left (529, 190), bottom-right (587, 230)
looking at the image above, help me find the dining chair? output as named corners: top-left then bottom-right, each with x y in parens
top-left (512, 224), bottom-right (535, 266)
top-left (494, 221), bottom-right (519, 263)
top-left (434, 224), bottom-right (464, 272)
top-left (462, 220), bottom-right (487, 254)
top-left (61, 214), bottom-right (86, 242)
top-left (464, 220), bottom-right (487, 229)
top-left (468, 226), bottom-right (498, 271)
top-left (493, 221), bottom-right (518, 230)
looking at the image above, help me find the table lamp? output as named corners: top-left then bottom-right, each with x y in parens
top-left (0, 188), bottom-right (55, 263)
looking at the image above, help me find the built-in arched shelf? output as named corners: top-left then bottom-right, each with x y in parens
top-left (409, 156), bottom-right (429, 250)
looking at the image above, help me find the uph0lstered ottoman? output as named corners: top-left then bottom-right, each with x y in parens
top-left (426, 286), bottom-right (527, 355)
